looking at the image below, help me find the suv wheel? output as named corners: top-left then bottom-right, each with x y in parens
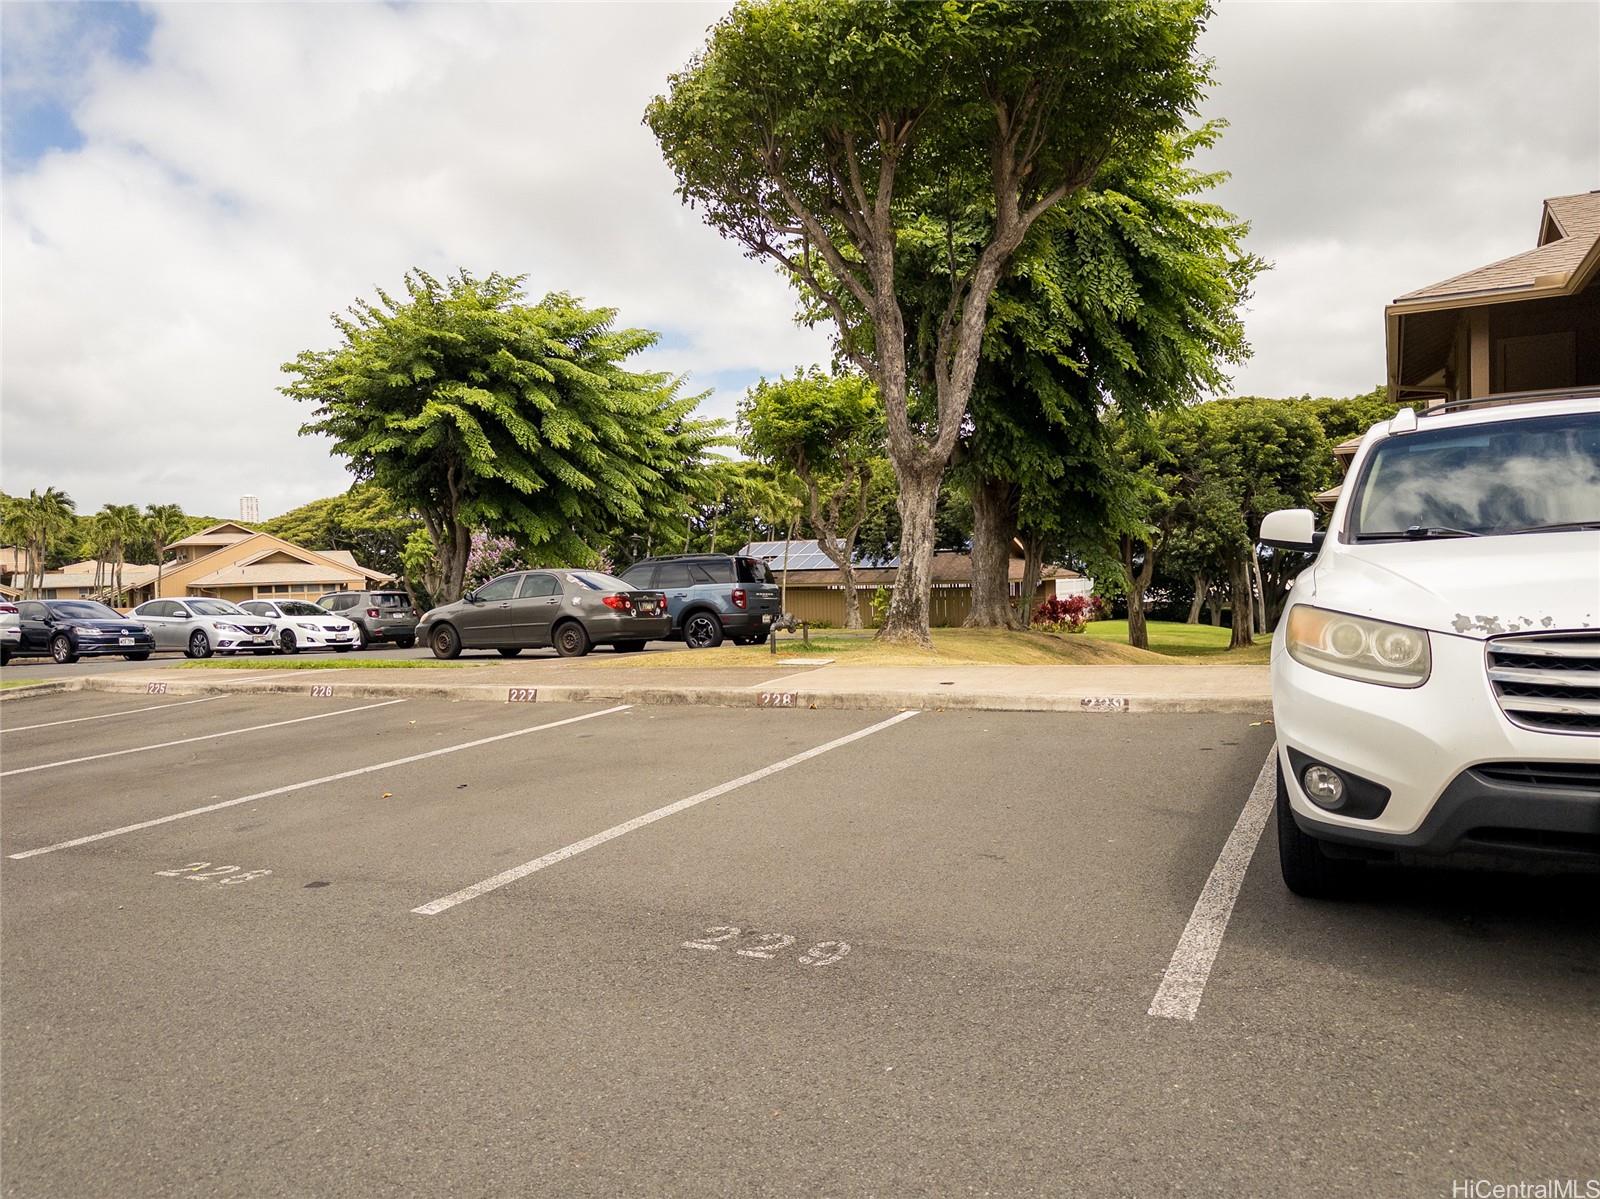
top-left (683, 612), bottom-right (724, 649)
top-left (1276, 762), bottom-right (1357, 899)
top-left (354, 624), bottom-right (370, 650)
top-left (50, 634), bottom-right (79, 664)
top-left (430, 624), bottom-right (461, 660)
top-left (186, 630), bottom-right (213, 660)
top-left (553, 621), bottom-right (591, 658)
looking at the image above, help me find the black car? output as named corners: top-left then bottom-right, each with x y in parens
top-left (617, 554), bottom-right (781, 647)
top-left (9, 599), bottom-right (155, 664)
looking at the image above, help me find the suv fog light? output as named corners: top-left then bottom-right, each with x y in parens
top-left (1301, 765), bottom-right (1346, 810)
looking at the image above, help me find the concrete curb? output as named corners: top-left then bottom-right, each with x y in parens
top-left (71, 673), bottom-right (1272, 716)
top-left (0, 680), bottom-right (81, 702)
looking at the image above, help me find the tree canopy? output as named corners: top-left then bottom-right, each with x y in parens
top-left (648, 0), bottom-right (1213, 643)
top-left (281, 270), bottom-right (723, 602)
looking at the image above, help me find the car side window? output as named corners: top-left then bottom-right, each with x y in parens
top-left (620, 565), bottom-right (654, 588)
top-left (656, 563), bottom-right (693, 588)
top-left (518, 573), bottom-right (561, 599)
top-left (474, 575), bottom-right (519, 602)
top-left (19, 602), bottom-right (46, 620)
top-left (167, 602), bottom-right (190, 618)
top-left (689, 562), bottom-right (724, 584)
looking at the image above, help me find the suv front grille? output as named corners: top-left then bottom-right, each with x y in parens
top-left (1473, 761), bottom-right (1600, 791)
top-left (1486, 632), bottom-right (1600, 735)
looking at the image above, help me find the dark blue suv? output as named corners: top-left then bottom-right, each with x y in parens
top-left (618, 554), bottom-right (781, 647)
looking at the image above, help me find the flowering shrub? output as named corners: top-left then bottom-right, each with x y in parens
top-left (1032, 594), bottom-right (1102, 634)
top-left (465, 531), bottom-right (528, 589)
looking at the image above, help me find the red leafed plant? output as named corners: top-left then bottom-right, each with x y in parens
top-left (1032, 594), bottom-right (1102, 634)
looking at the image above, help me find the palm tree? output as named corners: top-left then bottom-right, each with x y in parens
top-left (144, 503), bottom-right (187, 600)
top-left (97, 504), bottom-right (141, 606)
top-left (15, 489), bottom-right (76, 597)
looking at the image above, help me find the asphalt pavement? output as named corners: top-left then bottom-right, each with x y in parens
top-left (1, 690), bottom-right (1595, 1197)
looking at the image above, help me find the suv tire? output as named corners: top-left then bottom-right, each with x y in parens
top-left (51, 634), bottom-right (79, 664)
top-left (1276, 762), bottom-right (1357, 899)
top-left (682, 611), bottom-right (724, 649)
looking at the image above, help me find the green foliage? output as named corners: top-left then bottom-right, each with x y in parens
top-left (648, 0), bottom-right (1215, 640)
top-left (261, 484), bottom-right (417, 580)
top-left (282, 270), bottom-right (724, 601)
top-left (1, 487), bottom-right (77, 593)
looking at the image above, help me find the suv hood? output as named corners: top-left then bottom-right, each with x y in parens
top-left (1311, 531), bottom-right (1600, 638)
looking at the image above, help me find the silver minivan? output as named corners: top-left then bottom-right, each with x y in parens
top-left (128, 597), bottom-right (278, 658)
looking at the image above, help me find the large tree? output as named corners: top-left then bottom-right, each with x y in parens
top-left (282, 271), bottom-right (722, 603)
top-left (2, 488), bottom-right (77, 597)
top-left (739, 369), bottom-right (885, 627)
top-left (953, 128), bottom-right (1259, 628)
top-left (648, 0), bottom-right (1211, 644)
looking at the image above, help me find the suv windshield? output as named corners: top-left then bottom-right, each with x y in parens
top-left (1348, 411), bottom-right (1600, 540)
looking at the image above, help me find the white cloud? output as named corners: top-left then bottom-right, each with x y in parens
top-left (2, 2), bottom-right (830, 517)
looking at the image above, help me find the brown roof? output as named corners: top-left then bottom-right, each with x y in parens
top-left (1393, 191), bottom-right (1600, 307)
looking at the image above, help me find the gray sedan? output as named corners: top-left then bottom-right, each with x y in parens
top-left (128, 598), bottom-right (278, 658)
top-left (418, 570), bottom-right (671, 658)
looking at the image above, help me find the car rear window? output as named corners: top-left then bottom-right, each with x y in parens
top-left (373, 593), bottom-right (410, 608)
top-left (570, 572), bottom-right (633, 591)
top-left (737, 558), bottom-right (775, 584)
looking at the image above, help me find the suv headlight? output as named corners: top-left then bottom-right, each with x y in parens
top-left (1286, 606), bottom-right (1430, 688)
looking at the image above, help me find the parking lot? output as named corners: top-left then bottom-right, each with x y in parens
top-left (2, 689), bottom-right (1595, 1197)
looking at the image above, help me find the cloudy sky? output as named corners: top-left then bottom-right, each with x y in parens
top-left (3, 1), bottom-right (1596, 520)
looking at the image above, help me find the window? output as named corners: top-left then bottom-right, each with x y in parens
top-left (373, 592), bottom-right (410, 608)
top-left (189, 599), bottom-right (245, 616)
top-left (619, 565), bottom-right (655, 588)
top-left (568, 571), bottom-right (631, 592)
top-left (736, 558), bottom-right (774, 584)
top-left (656, 563), bottom-right (694, 588)
top-left (1348, 411), bottom-right (1600, 539)
top-left (474, 575), bottom-right (519, 601)
top-left (519, 573), bottom-right (562, 598)
top-left (320, 594), bottom-right (351, 610)
top-left (50, 600), bottom-right (120, 619)
top-left (278, 601), bottom-right (326, 617)
top-left (696, 560), bottom-right (733, 583)
top-left (19, 602), bottom-right (47, 620)
top-left (240, 602), bottom-right (273, 616)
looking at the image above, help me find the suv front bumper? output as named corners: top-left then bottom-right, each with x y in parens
top-left (1273, 629), bottom-right (1599, 859)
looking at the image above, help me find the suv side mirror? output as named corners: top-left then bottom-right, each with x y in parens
top-left (1260, 508), bottom-right (1322, 552)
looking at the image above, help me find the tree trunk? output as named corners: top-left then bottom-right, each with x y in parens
top-left (877, 463), bottom-right (940, 647)
top-left (964, 476), bottom-right (1019, 629)
top-left (1186, 575), bottom-right (1204, 624)
top-left (1119, 534), bottom-right (1156, 651)
top-left (1228, 559), bottom-right (1254, 649)
top-left (1019, 532), bottom-right (1043, 629)
top-left (1206, 589), bottom-right (1221, 627)
top-left (1249, 552), bottom-right (1268, 636)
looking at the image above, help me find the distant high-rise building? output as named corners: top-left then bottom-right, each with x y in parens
top-left (240, 495), bottom-right (261, 523)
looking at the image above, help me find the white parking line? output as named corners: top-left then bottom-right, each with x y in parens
top-left (1148, 751), bottom-right (1276, 1021)
top-left (0, 699), bottom-right (407, 778)
top-left (7, 705), bottom-right (631, 859)
top-left (1, 695), bottom-right (223, 734)
top-left (413, 709), bottom-right (920, 916)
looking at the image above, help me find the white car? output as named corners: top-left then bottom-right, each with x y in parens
top-left (1261, 389), bottom-right (1599, 897)
top-left (0, 603), bottom-right (20, 665)
top-left (238, 599), bottom-right (360, 654)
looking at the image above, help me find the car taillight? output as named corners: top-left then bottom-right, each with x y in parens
top-left (731, 588), bottom-right (747, 609)
top-left (603, 594), bottom-right (631, 611)
top-left (366, 608), bottom-right (380, 618)
top-left (410, 609), bottom-right (419, 618)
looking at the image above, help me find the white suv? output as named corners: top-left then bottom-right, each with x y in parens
top-left (1261, 390), bottom-right (1600, 897)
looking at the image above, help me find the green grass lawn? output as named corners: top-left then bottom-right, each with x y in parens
top-left (0, 678), bottom-right (56, 690)
top-left (1082, 619), bottom-right (1269, 664)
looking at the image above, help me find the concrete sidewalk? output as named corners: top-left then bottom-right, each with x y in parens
top-left (4, 657), bottom-right (1273, 716)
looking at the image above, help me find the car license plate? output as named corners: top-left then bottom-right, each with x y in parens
top-left (762, 615), bottom-right (772, 623)
top-left (119, 636), bottom-right (134, 645)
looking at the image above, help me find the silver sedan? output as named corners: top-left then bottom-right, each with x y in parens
top-left (128, 597), bottom-right (278, 658)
